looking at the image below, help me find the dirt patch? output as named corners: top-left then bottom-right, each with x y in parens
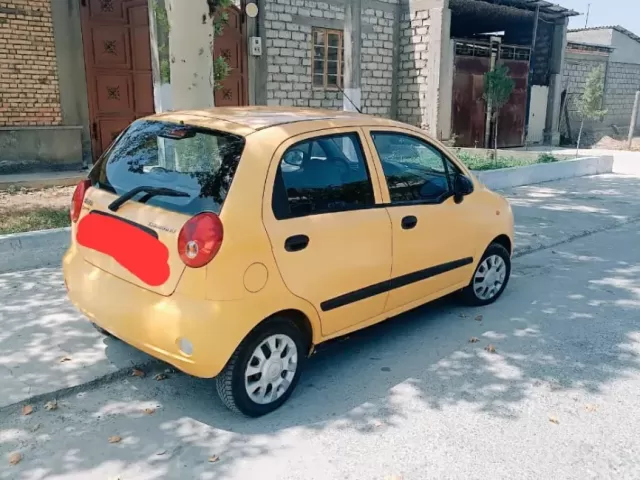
top-left (0, 186), bottom-right (74, 234)
top-left (593, 135), bottom-right (640, 151)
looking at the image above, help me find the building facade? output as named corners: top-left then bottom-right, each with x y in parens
top-left (0, 0), bottom-right (574, 174)
top-left (562, 26), bottom-right (640, 145)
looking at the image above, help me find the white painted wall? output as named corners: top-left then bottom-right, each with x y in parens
top-left (527, 85), bottom-right (549, 144)
top-left (610, 30), bottom-right (640, 65)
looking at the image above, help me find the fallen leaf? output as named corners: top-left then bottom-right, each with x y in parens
top-left (144, 408), bottom-right (156, 415)
top-left (208, 455), bottom-right (219, 463)
top-left (469, 337), bottom-right (479, 343)
top-left (131, 368), bottom-right (145, 378)
top-left (8, 452), bottom-right (22, 465)
top-left (475, 315), bottom-right (483, 321)
top-left (21, 405), bottom-right (33, 416)
top-left (44, 400), bottom-right (58, 411)
top-left (484, 344), bottom-right (496, 353)
top-left (30, 423), bottom-right (41, 433)
top-left (108, 435), bottom-right (122, 444)
top-left (154, 373), bottom-right (168, 381)
top-left (59, 356), bottom-right (72, 363)
top-left (549, 416), bottom-right (560, 424)
top-left (585, 404), bottom-right (598, 412)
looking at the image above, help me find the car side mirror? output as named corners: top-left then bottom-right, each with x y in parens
top-left (453, 174), bottom-right (473, 203)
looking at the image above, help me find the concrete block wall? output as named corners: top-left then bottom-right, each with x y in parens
top-left (603, 62), bottom-right (640, 126)
top-left (562, 52), bottom-right (640, 142)
top-left (360, 5), bottom-right (396, 117)
top-left (0, 0), bottom-right (62, 127)
top-left (262, 0), bottom-right (396, 115)
top-left (397, 9), bottom-right (431, 128)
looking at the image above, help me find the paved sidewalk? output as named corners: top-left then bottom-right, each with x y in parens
top-left (0, 170), bottom-right (86, 191)
top-left (0, 173), bottom-right (639, 411)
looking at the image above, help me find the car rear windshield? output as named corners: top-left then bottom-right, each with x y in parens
top-left (89, 119), bottom-right (246, 215)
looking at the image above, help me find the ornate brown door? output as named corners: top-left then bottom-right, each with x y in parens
top-left (81, 0), bottom-right (154, 161)
top-left (214, 6), bottom-right (248, 107)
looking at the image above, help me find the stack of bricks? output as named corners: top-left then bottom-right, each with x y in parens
top-left (0, 0), bottom-right (61, 127)
top-left (397, 9), bottom-right (431, 128)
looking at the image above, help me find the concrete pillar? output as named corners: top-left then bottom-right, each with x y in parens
top-left (544, 18), bottom-right (568, 146)
top-left (343, 0), bottom-right (362, 111)
top-left (399, 0), bottom-right (448, 136)
top-left (50, 0), bottom-right (92, 165)
top-left (253, 0), bottom-right (268, 105)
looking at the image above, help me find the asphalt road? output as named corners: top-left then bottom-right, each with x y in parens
top-left (1, 216), bottom-right (639, 478)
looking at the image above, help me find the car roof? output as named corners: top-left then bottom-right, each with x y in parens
top-left (147, 106), bottom-right (416, 137)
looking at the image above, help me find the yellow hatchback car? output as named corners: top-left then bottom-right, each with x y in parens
top-left (64, 107), bottom-right (513, 417)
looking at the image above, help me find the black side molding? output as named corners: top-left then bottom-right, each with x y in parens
top-left (320, 257), bottom-right (474, 312)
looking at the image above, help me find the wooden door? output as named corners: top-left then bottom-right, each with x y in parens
top-left (214, 6), bottom-right (248, 107)
top-left (81, 0), bottom-right (154, 161)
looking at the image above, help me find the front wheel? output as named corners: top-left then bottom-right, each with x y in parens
top-left (461, 243), bottom-right (511, 306)
top-left (216, 318), bottom-right (306, 417)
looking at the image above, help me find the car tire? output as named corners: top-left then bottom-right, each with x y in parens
top-left (91, 322), bottom-right (112, 337)
top-left (216, 317), bottom-right (306, 417)
top-left (461, 243), bottom-right (511, 306)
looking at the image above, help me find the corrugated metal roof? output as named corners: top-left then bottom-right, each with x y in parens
top-left (568, 25), bottom-right (640, 45)
top-left (473, 0), bottom-right (580, 18)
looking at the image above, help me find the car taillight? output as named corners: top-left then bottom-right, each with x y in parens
top-left (70, 179), bottom-right (91, 223)
top-left (177, 212), bottom-right (224, 268)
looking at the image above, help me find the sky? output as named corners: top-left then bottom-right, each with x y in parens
top-left (557, 0), bottom-right (640, 34)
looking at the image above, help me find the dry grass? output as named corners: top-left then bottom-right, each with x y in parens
top-left (593, 135), bottom-right (640, 151)
top-left (0, 186), bottom-right (74, 235)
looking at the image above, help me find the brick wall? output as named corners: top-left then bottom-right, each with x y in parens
top-left (0, 0), bottom-right (61, 127)
top-left (263, 0), bottom-right (396, 116)
top-left (397, 9), bottom-right (430, 128)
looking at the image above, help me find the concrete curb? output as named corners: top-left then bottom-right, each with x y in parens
top-left (0, 227), bottom-right (70, 273)
top-left (473, 156), bottom-right (613, 190)
top-left (0, 358), bottom-right (165, 414)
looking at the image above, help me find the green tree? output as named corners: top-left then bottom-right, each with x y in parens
top-left (483, 65), bottom-right (515, 160)
top-left (576, 65), bottom-right (607, 154)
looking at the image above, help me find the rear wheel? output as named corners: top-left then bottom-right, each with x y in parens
top-left (216, 318), bottom-right (306, 417)
top-left (461, 243), bottom-right (511, 306)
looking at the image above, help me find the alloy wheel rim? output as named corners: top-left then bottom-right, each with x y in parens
top-left (244, 334), bottom-right (298, 405)
top-left (473, 254), bottom-right (506, 300)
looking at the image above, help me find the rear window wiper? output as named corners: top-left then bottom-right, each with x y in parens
top-left (108, 185), bottom-right (190, 212)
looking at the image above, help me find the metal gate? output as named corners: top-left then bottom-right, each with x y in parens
top-left (451, 40), bottom-right (530, 148)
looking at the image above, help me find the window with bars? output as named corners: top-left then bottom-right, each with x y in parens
top-left (312, 28), bottom-right (344, 89)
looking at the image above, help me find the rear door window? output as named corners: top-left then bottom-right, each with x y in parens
top-left (89, 120), bottom-right (245, 215)
top-left (272, 133), bottom-right (375, 219)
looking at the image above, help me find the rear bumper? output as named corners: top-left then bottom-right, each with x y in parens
top-left (63, 246), bottom-right (243, 378)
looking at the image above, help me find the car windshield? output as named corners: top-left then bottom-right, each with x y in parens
top-left (89, 120), bottom-right (246, 215)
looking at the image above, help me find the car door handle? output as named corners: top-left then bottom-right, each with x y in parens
top-left (284, 234), bottom-right (309, 252)
top-left (401, 215), bottom-right (418, 230)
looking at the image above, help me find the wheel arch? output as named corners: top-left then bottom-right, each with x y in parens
top-left (490, 234), bottom-right (512, 256)
top-left (247, 308), bottom-right (316, 355)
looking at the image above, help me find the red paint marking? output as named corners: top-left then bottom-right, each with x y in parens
top-left (77, 213), bottom-right (170, 286)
